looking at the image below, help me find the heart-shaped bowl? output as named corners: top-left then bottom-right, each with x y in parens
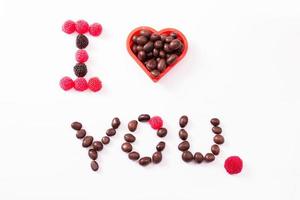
top-left (127, 26), bottom-right (188, 82)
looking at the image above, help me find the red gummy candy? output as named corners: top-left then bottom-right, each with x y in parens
top-left (62, 20), bottom-right (76, 34)
top-left (149, 116), bottom-right (163, 130)
top-left (75, 49), bottom-right (89, 63)
top-left (224, 156), bottom-right (243, 175)
top-left (60, 76), bottom-right (74, 90)
top-left (88, 77), bottom-right (102, 92)
top-left (75, 20), bottom-right (89, 34)
top-left (74, 77), bottom-right (88, 91)
top-left (89, 23), bottom-right (102, 36)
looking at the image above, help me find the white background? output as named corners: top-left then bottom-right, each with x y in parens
top-left (0, 0), bottom-right (299, 199)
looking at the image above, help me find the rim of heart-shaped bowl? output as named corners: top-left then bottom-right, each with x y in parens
top-left (126, 26), bottom-right (188, 82)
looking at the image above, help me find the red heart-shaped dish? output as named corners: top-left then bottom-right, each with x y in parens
top-left (127, 26), bottom-right (188, 82)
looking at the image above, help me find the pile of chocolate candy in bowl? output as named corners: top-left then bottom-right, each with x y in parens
top-left (130, 29), bottom-right (185, 79)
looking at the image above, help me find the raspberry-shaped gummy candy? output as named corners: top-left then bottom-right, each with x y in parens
top-left (224, 156), bottom-right (243, 175)
top-left (88, 77), bottom-right (102, 92)
top-left (75, 49), bottom-right (89, 63)
top-left (74, 63), bottom-right (87, 77)
top-left (75, 20), bottom-right (89, 34)
top-left (149, 116), bottom-right (163, 130)
top-left (74, 77), bottom-right (88, 91)
top-left (60, 76), bottom-right (74, 90)
top-left (89, 23), bottom-right (102, 36)
top-left (62, 20), bottom-right (76, 34)
top-left (76, 34), bottom-right (89, 49)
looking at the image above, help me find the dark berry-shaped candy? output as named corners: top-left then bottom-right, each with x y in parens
top-left (76, 34), bottom-right (89, 49)
top-left (73, 63), bottom-right (87, 77)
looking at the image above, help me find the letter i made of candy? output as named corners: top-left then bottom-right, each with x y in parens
top-left (60, 20), bottom-right (103, 92)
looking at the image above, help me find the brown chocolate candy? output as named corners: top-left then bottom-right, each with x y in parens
top-left (152, 152), bottom-right (162, 164)
top-left (101, 136), bottom-right (110, 145)
top-left (157, 59), bottom-right (166, 72)
top-left (138, 114), bottom-right (150, 122)
top-left (204, 153), bottom-right (215, 162)
top-left (156, 141), bottom-right (166, 151)
top-left (161, 34), bottom-right (167, 42)
top-left (91, 161), bottom-right (99, 171)
top-left (150, 33), bottom-right (160, 41)
top-left (179, 129), bottom-right (188, 140)
top-left (138, 51), bottom-right (146, 61)
top-left (121, 142), bottom-right (133, 153)
top-left (179, 115), bottom-right (188, 128)
top-left (153, 48), bottom-right (159, 57)
top-left (159, 50), bottom-right (166, 58)
top-left (212, 126), bottom-right (222, 134)
top-left (213, 135), bottom-right (224, 144)
top-left (182, 151), bottom-right (193, 162)
top-left (108, 128), bottom-right (118, 137)
top-left (143, 41), bottom-right (154, 52)
top-left (147, 52), bottom-right (153, 59)
top-left (210, 118), bottom-right (220, 126)
top-left (128, 151), bottom-right (140, 160)
top-left (165, 36), bottom-right (174, 43)
top-left (136, 36), bottom-right (148, 45)
top-left (140, 30), bottom-right (151, 38)
top-left (169, 39), bottom-right (182, 50)
top-left (157, 128), bottom-right (168, 137)
top-left (151, 69), bottom-right (160, 77)
top-left (128, 120), bottom-right (138, 132)
top-left (82, 136), bottom-right (93, 147)
top-left (132, 45), bottom-right (138, 54)
top-left (139, 157), bottom-right (152, 166)
top-left (92, 141), bottom-right (103, 151)
top-left (71, 121), bottom-right (82, 130)
top-left (146, 59), bottom-right (157, 70)
top-left (137, 45), bottom-right (143, 52)
top-left (170, 32), bottom-right (177, 38)
top-left (154, 40), bottom-right (163, 49)
top-left (76, 129), bottom-right (86, 139)
top-left (163, 43), bottom-right (172, 53)
top-left (132, 35), bottom-right (138, 43)
top-left (88, 149), bottom-right (98, 160)
top-left (211, 144), bottom-right (220, 155)
top-left (178, 141), bottom-right (190, 151)
top-left (111, 117), bottom-right (120, 129)
top-left (194, 152), bottom-right (204, 163)
top-left (166, 54), bottom-right (178, 65)
top-left (106, 128), bottom-right (116, 137)
top-left (124, 133), bottom-right (136, 143)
